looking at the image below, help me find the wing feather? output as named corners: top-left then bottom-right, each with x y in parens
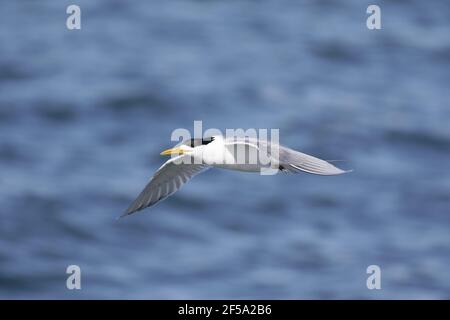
top-left (224, 136), bottom-right (350, 175)
top-left (122, 156), bottom-right (209, 217)
top-left (279, 147), bottom-right (349, 175)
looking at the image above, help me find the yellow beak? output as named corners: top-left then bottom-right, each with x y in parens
top-left (160, 147), bottom-right (184, 156)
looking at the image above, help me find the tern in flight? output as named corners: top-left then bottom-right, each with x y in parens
top-left (122, 135), bottom-right (350, 217)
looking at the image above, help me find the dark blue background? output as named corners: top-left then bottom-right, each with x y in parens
top-left (1, 0), bottom-right (449, 298)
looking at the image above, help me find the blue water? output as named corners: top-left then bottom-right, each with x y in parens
top-left (1, 0), bottom-right (450, 299)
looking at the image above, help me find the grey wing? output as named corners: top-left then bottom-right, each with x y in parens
top-left (122, 156), bottom-right (209, 217)
top-left (225, 137), bottom-right (350, 175)
top-left (278, 145), bottom-right (350, 175)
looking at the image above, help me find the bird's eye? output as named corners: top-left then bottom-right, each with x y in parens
top-left (202, 137), bottom-right (214, 145)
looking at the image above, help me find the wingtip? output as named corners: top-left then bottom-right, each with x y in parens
top-left (117, 212), bottom-right (129, 220)
top-left (338, 166), bottom-right (353, 174)
top-left (117, 208), bottom-right (136, 220)
top-left (335, 168), bottom-right (353, 175)
top-left (118, 204), bottom-right (145, 219)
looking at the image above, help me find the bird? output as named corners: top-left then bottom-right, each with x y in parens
top-left (122, 135), bottom-right (351, 217)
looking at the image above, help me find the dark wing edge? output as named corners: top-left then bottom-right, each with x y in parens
top-left (120, 160), bottom-right (209, 218)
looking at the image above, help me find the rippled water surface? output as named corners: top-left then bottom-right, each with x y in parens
top-left (1, 0), bottom-right (450, 299)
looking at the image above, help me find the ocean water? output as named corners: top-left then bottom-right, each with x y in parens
top-left (1, 0), bottom-right (450, 299)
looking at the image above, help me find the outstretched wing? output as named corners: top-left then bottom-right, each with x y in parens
top-left (278, 145), bottom-right (350, 175)
top-left (224, 136), bottom-right (350, 175)
top-left (122, 156), bottom-right (209, 217)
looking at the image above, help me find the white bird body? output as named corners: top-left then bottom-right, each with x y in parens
top-left (193, 136), bottom-right (268, 172)
top-left (122, 135), bottom-right (350, 217)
